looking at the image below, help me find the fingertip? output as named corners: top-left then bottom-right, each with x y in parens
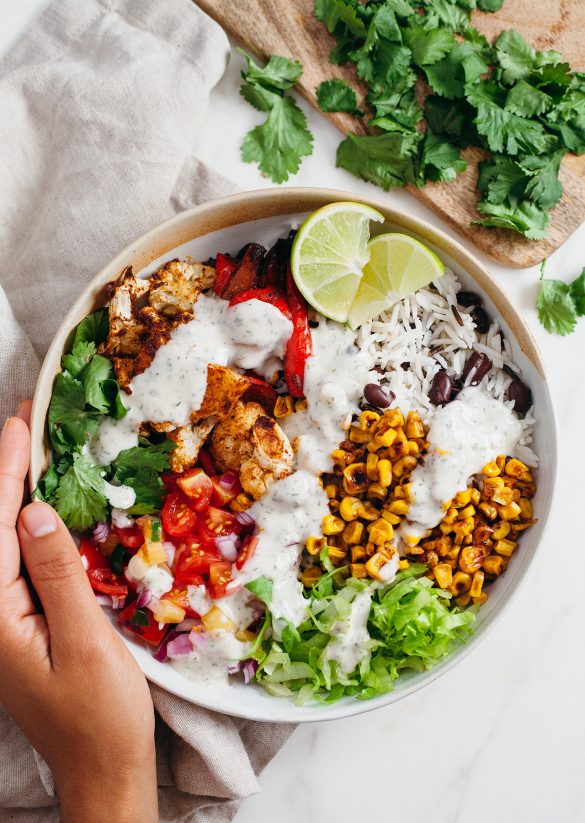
top-left (19, 501), bottom-right (59, 539)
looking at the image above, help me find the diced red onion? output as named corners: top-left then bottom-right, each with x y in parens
top-left (136, 589), bottom-right (152, 609)
top-left (166, 634), bottom-right (194, 657)
top-left (111, 596), bottom-right (126, 610)
top-left (227, 661), bottom-right (243, 675)
top-left (95, 594), bottom-right (112, 607)
top-left (147, 595), bottom-right (161, 614)
top-left (189, 629), bottom-right (208, 648)
top-left (218, 471), bottom-right (239, 492)
top-left (153, 629), bottom-right (180, 662)
top-left (162, 541), bottom-right (176, 567)
top-left (235, 511), bottom-right (256, 529)
top-left (81, 555), bottom-right (90, 571)
top-left (243, 659), bottom-right (258, 684)
top-left (215, 534), bottom-right (239, 561)
top-left (93, 522), bottom-right (110, 544)
top-left (225, 579), bottom-right (243, 594)
top-left (176, 618), bottom-right (201, 633)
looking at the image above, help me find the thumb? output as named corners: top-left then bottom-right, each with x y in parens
top-left (17, 502), bottom-right (106, 643)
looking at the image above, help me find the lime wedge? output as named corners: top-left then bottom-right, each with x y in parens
top-left (291, 202), bottom-right (384, 323)
top-left (347, 233), bottom-right (445, 329)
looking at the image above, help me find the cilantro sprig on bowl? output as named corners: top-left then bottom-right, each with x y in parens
top-left (34, 309), bottom-right (175, 531)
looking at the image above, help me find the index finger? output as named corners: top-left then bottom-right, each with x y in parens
top-left (0, 415), bottom-right (31, 587)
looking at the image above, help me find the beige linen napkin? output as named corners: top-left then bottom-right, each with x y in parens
top-left (0, 0), bottom-right (294, 820)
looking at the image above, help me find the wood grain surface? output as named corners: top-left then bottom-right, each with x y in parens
top-left (196, 0), bottom-right (585, 267)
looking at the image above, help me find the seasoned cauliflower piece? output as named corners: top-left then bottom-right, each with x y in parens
top-left (210, 401), bottom-right (293, 500)
top-left (167, 418), bottom-right (215, 473)
top-left (193, 365), bottom-right (250, 422)
top-left (149, 260), bottom-right (214, 317)
top-left (102, 268), bottom-right (150, 357)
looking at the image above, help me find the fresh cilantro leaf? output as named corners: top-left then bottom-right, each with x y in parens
top-left (314, 0), bottom-right (368, 37)
top-left (81, 354), bottom-right (114, 414)
top-left (478, 0), bottom-right (504, 10)
top-left (536, 263), bottom-right (577, 335)
top-left (101, 379), bottom-right (128, 420)
top-left (240, 81), bottom-right (279, 113)
top-left (239, 51), bottom-right (302, 92)
top-left (495, 30), bottom-right (561, 85)
top-left (241, 95), bottom-right (313, 183)
top-left (33, 464), bottom-right (60, 503)
top-left (48, 372), bottom-right (100, 455)
top-left (62, 341), bottom-right (96, 377)
top-left (424, 41), bottom-right (491, 99)
top-left (72, 309), bottom-right (109, 350)
top-left (505, 79), bottom-right (552, 117)
top-left (246, 576), bottom-right (273, 605)
top-left (423, 96), bottom-right (478, 146)
top-left (55, 454), bottom-right (108, 530)
top-left (316, 79), bottom-right (361, 115)
top-left (421, 0), bottom-right (471, 34)
top-left (519, 151), bottom-right (565, 210)
top-left (403, 25), bottom-right (456, 67)
top-left (569, 268), bottom-right (585, 316)
top-left (369, 93), bottom-right (422, 133)
top-left (336, 131), bottom-right (419, 190)
top-left (112, 439), bottom-right (175, 478)
top-left (477, 156), bottom-right (528, 206)
top-left (110, 544), bottom-right (130, 576)
top-left (418, 130), bottom-right (467, 183)
top-left (130, 607), bottom-right (150, 627)
top-left (474, 199), bottom-right (550, 240)
top-left (124, 468), bottom-right (166, 515)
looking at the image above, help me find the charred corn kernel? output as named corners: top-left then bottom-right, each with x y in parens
top-left (339, 496), bottom-right (362, 521)
top-left (451, 570), bottom-right (472, 595)
top-left (343, 521), bottom-right (364, 544)
top-left (236, 629), bottom-right (257, 643)
top-left (453, 489), bottom-right (472, 507)
top-left (306, 536), bottom-right (327, 556)
top-left (342, 462), bottom-right (369, 494)
top-left (393, 455), bottom-right (418, 478)
top-left (365, 551), bottom-right (391, 580)
top-left (324, 483), bottom-right (338, 499)
top-left (442, 499), bottom-right (453, 511)
top-left (386, 499), bottom-right (408, 517)
top-left (492, 521), bottom-right (511, 540)
top-left (505, 458), bottom-right (529, 478)
top-left (350, 563), bottom-right (368, 579)
top-left (499, 502), bottom-right (521, 520)
top-left (469, 570), bottom-right (484, 599)
top-left (458, 505), bottom-right (476, 520)
top-left (300, 567), bottom-right (322, 587)
top-left (443, 507), bottom-right (459, 525)
top-left (201, 606), bottom-right (235, 632)
top-left (434, 563), bottom-right (453, 589)
top-left (373, 426), bottom-right (397, 448)
top-left (483, 476), bottom-right (505, 496)
top-left (435, 536), bottom-right (452, 557)
top-left (393, 485), bottom-right (406, 500)
top-left (469, 487), bottom-right (481, 505)
top-left (367, 482), bottom-right (387, 501)
top-left (492, 487), bottom-right (514, 506)
top-left (349, 425), bottom-right (372, 444)
top-left (331, 448), bottom-right (350, 468)
top-left (405, 440), bottom-right (420, 457)
top-left (230, 492), bottom-right (253, 512)
top-left (377, 459), bottom-right (393, 488)
top-left (455, 593), bottom-right (472, 607)
top-left (511, 488), bottom-right (521, 502)
top-left (365, 541), bottom-right (376, 556)
top-left (405, 411), bottom-right (425, 439)
top-left (141, 541), bottom-right (167, 566)
top-left (440, 522), bottom-right (453, 536)
top-left (274, 395), bottom-right (294, 418)
top-left (398, 559), bottom-right (410, 570)
top-left (368, 518), bottom-right (394, 545)
top-left (473, 522), bottom-right (494, 544)
top-left (513, 519), bottom-right (536, 532)
top-left (518, 497), bottom-right (533, 519)
top-left (452, 518), bottom-right (474, 538)
top-left (482, 461), bottom-right (501, 477)
top-left (360, 410), bottom-right (380, 430)
top-left (459, 545), bottom-right (485, 574)
top-left (495, 538), bottom-right (517, 557)
top-left (327, 547), bottom-right (348, 565)
top-left (495, 454), bottom-right (506, 470)
top-left (322, 515), bottom-right (345, 535)
top-left (479, 502), bottom-right (498, 520)
top-left (351, 545), bottom-right (367, 563)
top-left (483, 554), bottom-right (505, 576)
top-left (357, 502), bottom-right (379, 521)
top-left (474, 591), bottom-right (489, 606)
top-left (366, 453), bottom-right (379, 481)
top-left (294, 398), bottom-right (308, 412)
top-left (384, 408), bottom-right (404, 428)
top-left (329, 499), bottom-right (340, 513)
top-left (381, 509), bottom-right (401, 526)
top-left (403, 533), bottom-right (421, 548)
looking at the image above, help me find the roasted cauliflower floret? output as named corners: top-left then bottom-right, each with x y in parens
top-left (167, 418), bottom-right (215, 473)
top-left (102, 268), bottom-right (149, 357)
top-left (149, 260), bottom-right (214, 317)
top-left (210, 401), bottom-right (293, 500)
top-left (193, 365), bottom-right (250, 422)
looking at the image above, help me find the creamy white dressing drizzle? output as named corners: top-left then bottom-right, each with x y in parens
top-left (111, 507), bottom-right (134, 528)
top-left (169, 631), bottom-right (251, 690)
top-left (326, 588), bottom-right (373, 674)
top-left (126, 555), bottom-right (173, 599)
top-left (401, 386), bottom-right (522, 543)
top-left (103, 480), bottom-right (136, 510)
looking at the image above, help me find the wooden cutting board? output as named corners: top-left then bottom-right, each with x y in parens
top-left (196, 0), bottom-right (585, 268)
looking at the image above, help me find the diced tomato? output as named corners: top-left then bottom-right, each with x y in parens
top-left (242, 375), bottom-right (278, 413)
top-left (117, 601), bottom-right (167, 646)
top-left (161, 491), bottom-right (199, 537)
top-left (87, 568), bottom-right (128, 597)
top-left (197, 448), bottom-right (217, 476)
top-left (284, 266), bottom-right (312, 398)
top-left (79, 537), bottom-right (108, 570)
top-left (201, 506), bottom-right (240, 539)
top-left (176, 468), bottom-right (213, 512)
top-left (235, 535), bottom-right (258, 571)
top-left (162, 472), bottom-right (179, 492)
top-left (174, 538), bottom-right (221, 582)
top-left (210, 474), bottom-right (242, 507)
top-left (113, 524), bottom-right (144, 549)
top-left (208, 561), bottom-right (233, 599)
top-left (213, 253), bottom-right (238, 297)
top-left (229, 287), bottom-right (292, 320)
top-left (162, 587), bottom-right (201, 618)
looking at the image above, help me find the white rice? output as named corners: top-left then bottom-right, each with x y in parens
top-left (355, 269), bottom-right (538, 468)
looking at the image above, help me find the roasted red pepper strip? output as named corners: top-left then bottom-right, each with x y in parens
top-left (242, 375), bottom-right (278, 413)
top-left (229, 287), bottom-right (292, 319)
top-left (213, 253), bottom-right (238, 297)
top-left (284, 267), bottom-right (312, 398)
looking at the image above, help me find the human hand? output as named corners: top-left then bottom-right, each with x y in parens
top-left (0, 404), bottom-right (158, 823)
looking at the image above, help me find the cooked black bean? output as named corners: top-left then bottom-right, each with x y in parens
top-left (502, 363), bottom-right (519, 379)
top-left (457, 291), bottom-right (482, 308)
top-left (450, 377), bottom-right (463, 400)
top-left (429, 370), bottom-right (452, 406)
top-left (363, 383), bottom-right (394, 408)
top-left (462, 351), bottom-right (492, 386)
top-left (451, 305), bottom-right (464, 326)
top-left (470, 306), bottom-right (490, 334)
top-left (507, 379), bottom-right (532, 415)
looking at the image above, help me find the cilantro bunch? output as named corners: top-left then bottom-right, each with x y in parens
top-left (35, 310), bottom-right (174, 531)
top-left (537, 261), bottom-right (585, 336)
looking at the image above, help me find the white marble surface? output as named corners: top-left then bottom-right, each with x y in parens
top-left (2, 3), bottom-right (585, 822)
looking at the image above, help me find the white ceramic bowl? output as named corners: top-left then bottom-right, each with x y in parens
top-left (30, 188), bottom-right (557, 723)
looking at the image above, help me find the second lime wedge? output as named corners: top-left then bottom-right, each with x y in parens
top-left (347, 233), bottom-right (445, 329)
top-left (291, 202), bottom-right (384, 323)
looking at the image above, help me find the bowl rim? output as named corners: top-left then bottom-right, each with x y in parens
top-left (29, 186), bottom-right (557, 722)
